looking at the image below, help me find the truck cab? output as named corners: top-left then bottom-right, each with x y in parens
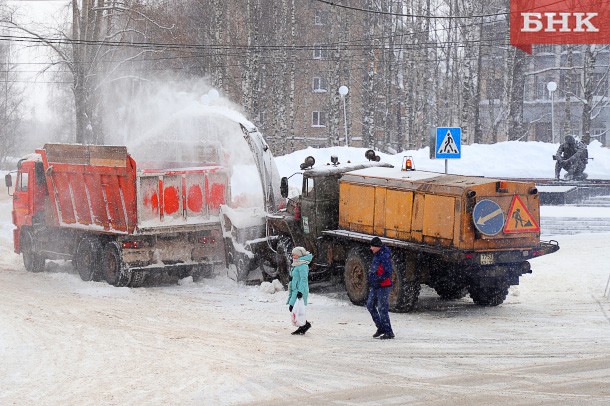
top-left (6, 157), bottom-right (47, 253)
top-left (267, 154), bottom-right (393, 285)
top-left (299, 173), bottom-right (340, 250)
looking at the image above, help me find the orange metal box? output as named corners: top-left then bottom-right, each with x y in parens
top-left (339, 167), bottom-right (540, 251)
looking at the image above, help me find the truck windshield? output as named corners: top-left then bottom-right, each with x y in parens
top-left (303, 177), bottom-right (338, 200)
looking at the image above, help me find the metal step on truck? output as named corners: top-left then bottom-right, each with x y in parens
top-left (5, 143), bottom-right (230, 287)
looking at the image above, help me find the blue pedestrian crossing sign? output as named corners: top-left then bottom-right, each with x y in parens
top-left (435, 127), bottom-right (461, 159)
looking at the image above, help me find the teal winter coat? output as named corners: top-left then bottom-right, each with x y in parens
top-left (286, 253), bottom-right (312, 306)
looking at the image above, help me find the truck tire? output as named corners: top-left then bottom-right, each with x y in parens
top-left (235, 252), bottom-right (259, 282)
top-left (276, 236), bottom-right (294, 288)
top-left (389, 252), bottom-right (421, 313)
top-left (344, 246), bottom-right (372, 306)
top-left (192, 264), bottom-right (214, 282)
top-left (74, 237), bottom-right (102, 282)
top-left (21, 231), bottom-right (45, 273)
top-left (129, 271), bottom-right (146, 287)
top-left (468, 280), bottom-right (510, 306)
top-left (430, 268), bottom-right (468, 300)
top-left (102, 242), bottom-right (130, 287)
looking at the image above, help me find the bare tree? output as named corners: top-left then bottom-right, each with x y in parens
top-left (0, 6), bottom-right (23, 165)
top-left (1, 0), bottom-right (173, 144)
top-left (580, 45), bottom-right (610, 145)
top-left (507, 47), bottom-right (527, 141)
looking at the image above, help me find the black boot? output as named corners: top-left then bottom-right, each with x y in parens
top-left (301, 321), bottom-right (311, 334)
top-left (373, 328), bottom-right (384, 338)
top-left (292, 321), bottom-right (311, 335)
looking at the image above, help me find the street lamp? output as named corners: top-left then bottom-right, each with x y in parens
top-left (547, 81), bottom-right (557, 143)
top-left (339, 85), bottom-right (349, 146)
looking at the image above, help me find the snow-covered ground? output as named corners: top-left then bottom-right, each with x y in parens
top-left (1, 142), bottom-right (610, 405)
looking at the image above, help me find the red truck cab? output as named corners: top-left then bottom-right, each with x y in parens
top-left (8, 157), bottom-right (47, 253)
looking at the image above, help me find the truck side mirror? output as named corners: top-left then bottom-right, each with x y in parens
top-left (280, 177), bottom-right (288, 198)
top-left (5, 173), bottom-right (12, 188)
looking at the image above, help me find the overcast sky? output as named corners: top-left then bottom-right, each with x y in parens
top-left (6, 0), bottom-right (66, 120)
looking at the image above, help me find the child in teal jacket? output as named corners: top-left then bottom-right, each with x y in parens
top-left (287, 246), bottom-right (312, 335)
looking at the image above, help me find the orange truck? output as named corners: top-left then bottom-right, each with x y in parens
top-left (5, 143), bottom-right (229, 286)
top-left (268, 152), bottom-right (560, 310)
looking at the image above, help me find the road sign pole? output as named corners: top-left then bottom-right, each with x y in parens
top-left (445, 159), bottom-right (448, 174)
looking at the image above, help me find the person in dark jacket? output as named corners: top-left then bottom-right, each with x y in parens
top-left (367, 237), bottom-right (394, 339)
top-left (554, 135), bottom-right (588, 181)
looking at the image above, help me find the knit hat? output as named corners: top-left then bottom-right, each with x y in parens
top-left (291, 246), bottom-right (309, 257)
top-left (370, 237), bottom-right (383, 247)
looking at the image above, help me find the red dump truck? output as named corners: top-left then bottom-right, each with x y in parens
top-left (6, 143), bottom-right (229, 286)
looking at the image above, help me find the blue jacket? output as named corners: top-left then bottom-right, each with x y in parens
top-left (369, 245), bottom-right (393, 288)
top-left (287, 253), bottom-right (312, 306)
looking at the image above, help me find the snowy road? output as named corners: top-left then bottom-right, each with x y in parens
top-left (1, 194), bottom-right (610, 404)
top-left (1, 246), bottom-right (609, 405)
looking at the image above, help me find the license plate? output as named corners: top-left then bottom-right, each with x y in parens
top-left (480, 253), bottom-right (494, 265)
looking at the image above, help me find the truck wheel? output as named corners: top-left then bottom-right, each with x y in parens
top-left (192, 264), bottom-right (214, 282)
top-left (276, 236), bottom-right (293, 287)
top-left (389, 252), bottom-right (421, 313)
top-left (235, 252), bottom-right (259, 282)
top-left (430, 270), bottom-right (468, 300)
top-left (344, 246), bottom-right (372, 306)
top-left (21, 231), bottom-right (45, 273)
top-left (129, 271), bottom-right (146, 287)
top-left (74, 237), bottom-right (102, 282)
top-left (468, 280), bottom-right (509, 306)
top-left (102, 242), bottom-right (130, 287)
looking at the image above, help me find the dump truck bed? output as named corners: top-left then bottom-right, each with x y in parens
top-left (39, 144), bottom-right (229, 235)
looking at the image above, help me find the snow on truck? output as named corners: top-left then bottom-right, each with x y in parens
top-left (5, 142), bottom-right (229, 286)
top-left (261, 152), bottom-right (560, 310)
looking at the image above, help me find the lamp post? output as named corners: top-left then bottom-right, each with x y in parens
top-left (547, 81), bottom-right (557, 143)
top-left (339, 85), bottom-right (349, 146)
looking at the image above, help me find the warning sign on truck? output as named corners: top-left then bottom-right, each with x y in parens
top-left (503, 195), bottom-right (540, 233)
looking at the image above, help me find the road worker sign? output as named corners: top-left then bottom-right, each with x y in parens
top-left (503, 195), bottom-right (540, 234)
top-left (434, 127), bottom-right (461, 159)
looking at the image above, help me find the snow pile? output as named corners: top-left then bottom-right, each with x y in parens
top-left (178, 276), bottom-right (195, 286)
top-left (275, 140), bottom-right (610, 189)
top-left (259, 279), bottom-right (285, 294)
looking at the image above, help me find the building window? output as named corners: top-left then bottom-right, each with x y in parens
top-left (313, 76), bottom-right (328, 92)
top-left (536, 44), bottom-right (555, 54)
top-left (591, 73), bottom-right (609, 97)
top-left (534, 76), bottom-right (552, 100)
top-left (561, 73), bottom-right (581, 98)
top-left (258, 111), bottom-right (266, 125)
top-left (313, 44), bottom-right (328, 60)
top-left (535, 122), bottom-right (552, 142)
top-left (312, 111), bottom-right (326, 127)
top-left (315, 10), bottom-right (328, 25)
top-left (591, 128), bottom-right (607, 146)
top-left (592, 128), bottom-right (606, 137)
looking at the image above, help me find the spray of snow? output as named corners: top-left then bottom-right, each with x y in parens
top-left (104, 77), bottom-right (265, 208)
